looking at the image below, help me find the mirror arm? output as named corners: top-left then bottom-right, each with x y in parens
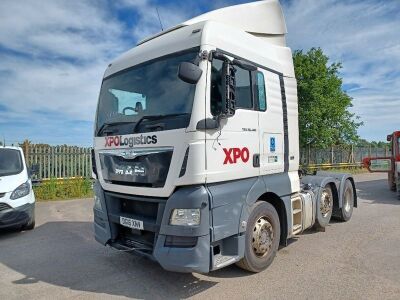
top-left (196, 118), bottom-right (219, 130)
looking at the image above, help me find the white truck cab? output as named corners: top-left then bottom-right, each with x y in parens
top-left (0, 146), bottom-right (35, 231)
top-left (92, 0), bottom-right (356, 273)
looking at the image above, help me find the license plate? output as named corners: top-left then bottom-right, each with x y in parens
top-left (120, 216), bottom-right (144, 230)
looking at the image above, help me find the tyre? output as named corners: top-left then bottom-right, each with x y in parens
top-left (315, 185), bottom-right (333, 229)
top-left (23, 219), bottom-right (35, 231)
top-left (236, 201), bottom-right (280, 273)
top-left (333, 180), bottom-right (354, 222)
top-left (22, 206), bottom-right (35, 231)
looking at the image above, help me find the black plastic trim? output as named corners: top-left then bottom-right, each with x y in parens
top-left (253, 154), bottom-right (260, 168)
top-left (179, 147), bottom-right (190, 177)
top-left (279, 75), bottom-right (289, 172)
top-left (104, 47), bottom-right (201, 81)
top-left (215, 48), bottom-right (284, 76)
top-left (196, 118), bottom-right (219, 130)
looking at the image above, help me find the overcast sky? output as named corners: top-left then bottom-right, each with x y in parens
top-left (0, 0), bottom-right (399, 146)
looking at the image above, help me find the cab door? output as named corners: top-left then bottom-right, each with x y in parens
top-left (204, 56), bottom-right (260, 243)
top-left (205, 58), bottom-right (260, 184)
top-left (256, 70), bottom-right (285, 175)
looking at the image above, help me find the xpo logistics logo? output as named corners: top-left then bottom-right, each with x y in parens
top-left (105, 134), bottom-right (157, 147)
top-left (223, 147), bottom-right (250, 164)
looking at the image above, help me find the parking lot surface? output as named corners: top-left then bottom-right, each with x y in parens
top-left (0, 173), bottom-right (399, 300)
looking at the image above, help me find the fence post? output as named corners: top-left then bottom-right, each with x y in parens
top-left (330, 146), bottom-right (334, 164)
top-left (22, 140), bottom-right (30, 163)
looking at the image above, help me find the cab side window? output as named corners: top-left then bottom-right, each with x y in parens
top-left (235, 67), bottom-right (252, 109)
top-left (211, 59), bottom-right (223, 116)
top-left (256, 71), bottom-right (267, 111)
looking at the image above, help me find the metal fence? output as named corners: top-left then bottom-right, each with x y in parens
top-left (300, 146), bottom-right (390, 165)
top-left (23, 145), bottom-right (92, 180)
top-left (21, 144), bottom-right (390, 180)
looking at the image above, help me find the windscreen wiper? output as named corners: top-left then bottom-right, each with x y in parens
top-left (132, 113), bottom-right (189, 133)
top-left (97, 120), bottom-right (134, 136)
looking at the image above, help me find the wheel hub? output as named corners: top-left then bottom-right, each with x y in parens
top-left (252, 217), bottom-right (274, 257)
top-left (320, 190), bottom-right (332, 217)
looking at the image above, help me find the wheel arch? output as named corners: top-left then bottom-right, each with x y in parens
top-left (326, 181), bottom-right (340, 210)
top-left (347, 176), bottom-right (358, 208)
top-left (257, 192), bottom-right (288, 246)
top-left (308, 172), bottom-right (358, 209)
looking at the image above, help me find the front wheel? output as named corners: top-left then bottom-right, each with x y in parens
top-left (22, 205), bottom-right (35, 231)
top-left (236, 201), bottom-right (280, 273)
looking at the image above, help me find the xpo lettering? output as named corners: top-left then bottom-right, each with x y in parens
top-left (223, 147), bottom-right (250, 164)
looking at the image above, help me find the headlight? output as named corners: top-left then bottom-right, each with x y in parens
top-left (94, 195), bottom-right (102, 210)
top-left (10, 181), bottom-right (31, 200)
top-left (169, 209), bottom-right (200, 226)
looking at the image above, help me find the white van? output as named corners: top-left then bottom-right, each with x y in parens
top-left (0, 146), bottom-right (35, 230)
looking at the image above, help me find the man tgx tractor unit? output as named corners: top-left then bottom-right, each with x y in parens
top-left (363, 131), bottom-right (400, 199)
top-left (92, 0), bottom-right (357, 273)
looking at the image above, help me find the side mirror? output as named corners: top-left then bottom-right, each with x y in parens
top-left (221, 61), bottom-right (236, 118)
top-left (178, 62), bottom-right (203, 84)
top-left (29, 164), bottom-right (39, 177)
top-left (387, 135), bottom-right (392, 142)
top-left (363, 157), bottom-right (392, 172)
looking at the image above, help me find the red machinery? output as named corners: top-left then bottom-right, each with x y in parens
top-left (363, 131), bottom-right (400, 198)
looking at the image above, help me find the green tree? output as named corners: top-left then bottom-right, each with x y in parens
top-left (293, 48), bottom-right (362, 148)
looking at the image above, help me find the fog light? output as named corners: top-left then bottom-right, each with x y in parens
top-left (94, 195), bottom-right (102, 211)
top-left (169, 209), bottom-right (200, 226)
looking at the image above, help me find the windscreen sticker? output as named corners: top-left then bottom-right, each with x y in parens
top-left (270, 137), bottom-right (276, 152)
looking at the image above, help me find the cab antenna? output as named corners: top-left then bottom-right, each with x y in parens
top-left (156, 7), bottom-right (164, 31)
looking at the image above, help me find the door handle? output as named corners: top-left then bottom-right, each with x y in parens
top-left (253, 154), bottom-right (260, 167)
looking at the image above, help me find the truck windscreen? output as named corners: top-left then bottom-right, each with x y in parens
top-left (0, 149), bottom-right (23, 177)
top-left (96, 49), bottom-right (199, 136)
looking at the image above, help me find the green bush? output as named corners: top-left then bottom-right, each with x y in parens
top-left (33, 177), bottom-right (93, 201)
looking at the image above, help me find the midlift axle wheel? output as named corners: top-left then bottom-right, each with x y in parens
top-left (315, 185), bottom-right (333, 229)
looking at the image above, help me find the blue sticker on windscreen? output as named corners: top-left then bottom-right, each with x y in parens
top-left (270, 137), bottom-right (276, 152)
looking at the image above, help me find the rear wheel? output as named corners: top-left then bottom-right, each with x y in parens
top-left (236, 201), bottom-right (280, 273)
top-left (335, 180), bottom-right (354, 222)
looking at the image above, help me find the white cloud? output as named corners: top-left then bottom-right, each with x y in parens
top-left (283, 0), bottom-right (400, 141)
top-left (0, 0), bottom-right (129, 138)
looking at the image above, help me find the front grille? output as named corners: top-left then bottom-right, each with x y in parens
top-left (0, 203), bottom-right (12, 212)
top-left (117, 225), bottom-right (155, 254)
top-left (105, 191), bottom-right (166, 254)
top-left (0, 193), bottom-right (5, 198)
top-left (99, 148), bottom-right (173, 188)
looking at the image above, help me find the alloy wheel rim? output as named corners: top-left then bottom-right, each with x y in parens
top-left (252, 216), bottom-right (274, 257)
top-left (320, 190), bottom-right (332, 217)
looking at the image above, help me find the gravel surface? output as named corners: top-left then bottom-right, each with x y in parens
top-left (0, 173), bottom-right (399, 300)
